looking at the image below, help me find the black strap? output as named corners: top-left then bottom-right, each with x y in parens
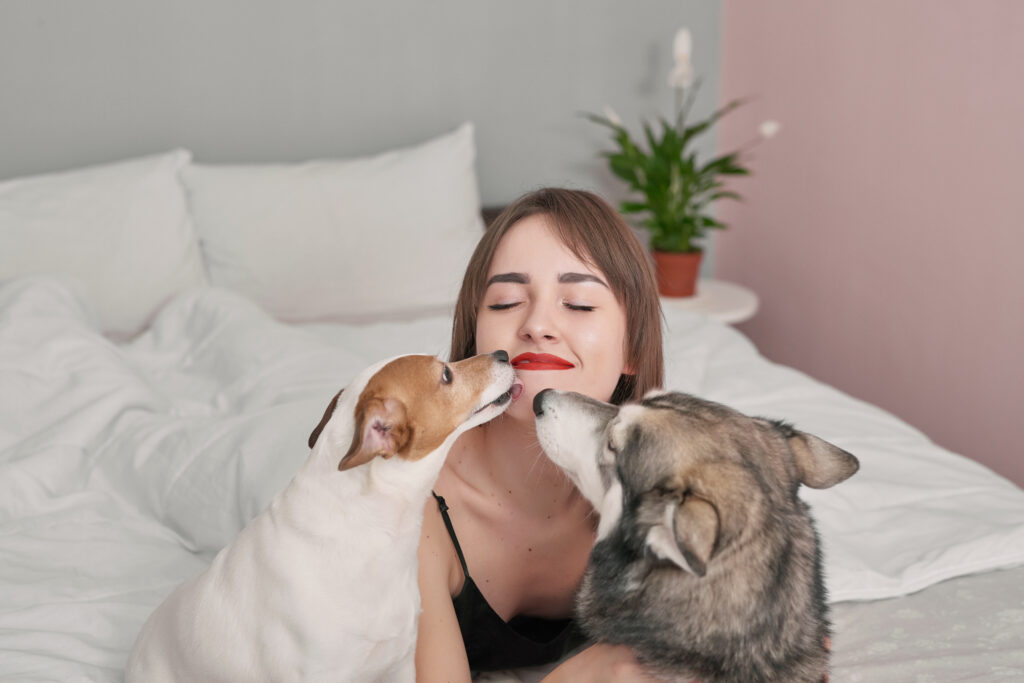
top-left (432, 492), bottom-right (470, 576)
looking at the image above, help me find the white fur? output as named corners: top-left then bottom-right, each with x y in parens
top-left (595, 480), bottom-right (623, 542)
top-left (645, 502), bottom-right (696, 574)
top-left (126, 356), bottom-right (512, 683)
top-left (534, 394), bottom-right (624, 541)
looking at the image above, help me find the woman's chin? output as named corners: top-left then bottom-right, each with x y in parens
top-left (513, 375), bottom-right (620, 418)
top-left (508, 379), bottom-right (567, 422)
top-left (503, 391), bottom-right (537, 422)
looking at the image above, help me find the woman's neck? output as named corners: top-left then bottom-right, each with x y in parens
top-left (453, 413), bottom-right (589, 521)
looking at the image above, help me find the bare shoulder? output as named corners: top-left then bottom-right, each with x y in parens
top-left (415, 496), bottom-right (472, 682)
top-left (418, 496), bottom-right (460, 595)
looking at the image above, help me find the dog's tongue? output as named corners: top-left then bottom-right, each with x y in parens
top-left (510, 381), bottom-right (524, 401)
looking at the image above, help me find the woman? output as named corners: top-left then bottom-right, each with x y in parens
top-left (415, 188), bottom-right (665, 682)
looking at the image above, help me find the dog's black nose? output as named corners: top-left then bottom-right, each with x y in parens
top-left (492, 350), bottom-right (509, 363)
top-left (533, 388), bottom-right (552, 417)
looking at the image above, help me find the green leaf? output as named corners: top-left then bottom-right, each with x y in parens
top-left (619, 201), bottom-right (649, 213)
top-left (587, 93), bottom-right (752, 249)
top-left (608, 155), bottom-right (641, 185)
top-left (700, 152), bottom-right (750, 177)
top-left (643, 121), bottom-right (659, 154)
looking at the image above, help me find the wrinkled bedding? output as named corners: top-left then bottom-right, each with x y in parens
top-left (2, 276), bottom-right (1023, 681)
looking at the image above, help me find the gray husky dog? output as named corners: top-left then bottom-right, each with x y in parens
top-left (533, 389), bottom-right (859, 683)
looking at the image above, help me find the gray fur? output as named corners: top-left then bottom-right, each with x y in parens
top-left (534, 390), bottom-right (859, 682)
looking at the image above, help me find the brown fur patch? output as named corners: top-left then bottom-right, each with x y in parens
top-left (340, 354), bottom-right (501, 469)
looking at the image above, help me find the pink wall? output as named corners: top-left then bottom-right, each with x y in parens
top-left (716, 1), bottom-right (1024, 485)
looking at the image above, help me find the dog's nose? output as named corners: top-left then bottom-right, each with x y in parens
top-left (533, 388), bottom-right (552, 417)
top-left (492, 350), bottom-right (510, 363)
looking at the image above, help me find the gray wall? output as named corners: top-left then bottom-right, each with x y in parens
top-left (0, 1), bottom-right (721, 207)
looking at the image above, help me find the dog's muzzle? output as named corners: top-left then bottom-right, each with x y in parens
top-left (480, 388), bottom-right (513, 412)
top-left (472, 350), bottom-right (517, 415)
top-left (533, 388), bottom-right (553, 416)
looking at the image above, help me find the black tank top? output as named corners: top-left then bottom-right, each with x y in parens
top-left (431, 493), bottom-right (589, 673)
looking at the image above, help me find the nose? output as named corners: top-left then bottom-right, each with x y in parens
top-left (533, 388), bottom-right (553, 416)
top-left (518, 303), bottom-right (558, 343)
top-left (491, 350), bottom-right (509, 363)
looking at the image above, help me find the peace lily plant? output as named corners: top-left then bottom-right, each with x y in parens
top-left (588, 27), bottom-right (778, 295)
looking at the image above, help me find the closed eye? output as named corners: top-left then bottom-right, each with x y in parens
top-left (487, 301), bottom-right (594, 312)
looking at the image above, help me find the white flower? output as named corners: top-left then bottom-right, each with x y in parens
top-left (668, 28), bottom-right (694, 89)
top-left (668, 63), bottom-right (694, 89)
top-left (603, 106), bottom-right (624, 127)
top-left (673, 27), bottom-right (692, 64)
top-left (758, 120), bottom-right (781, 139)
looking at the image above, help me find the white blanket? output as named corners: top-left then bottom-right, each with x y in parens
top-left (1, 276), bottom-right (1023, 680)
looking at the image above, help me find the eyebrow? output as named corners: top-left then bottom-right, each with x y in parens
top-left (559, 272), bottom-right (609, 288)
top-left (485, 272), bottom-right (609, 288)
top-left (486, 272), bottom-right (529, 286)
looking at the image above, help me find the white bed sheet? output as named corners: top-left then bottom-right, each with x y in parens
top-left (830, 565), bottom-right (1024, 680)
top-left (1, 276), bottom-right (1023, 681)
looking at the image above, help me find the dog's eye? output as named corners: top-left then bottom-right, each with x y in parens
top-left (606, 437), bottom-right (617, 454)
top-left (441, 365), bottom-right (453, 385)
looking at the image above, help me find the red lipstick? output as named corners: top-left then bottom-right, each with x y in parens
top-left (511, 353), bottom-right (575, 371)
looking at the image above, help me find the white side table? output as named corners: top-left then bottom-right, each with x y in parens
top-left (660, 279), bottom-right (759, 324)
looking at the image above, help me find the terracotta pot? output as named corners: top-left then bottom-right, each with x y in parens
top-left (652, 249), bottom-right (703, 297)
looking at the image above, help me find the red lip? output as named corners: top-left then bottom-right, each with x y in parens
top-left (511, 353), bottom-right (575, 371)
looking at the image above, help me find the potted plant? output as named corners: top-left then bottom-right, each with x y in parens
top-left (588, 28), bottom-right (777, 297)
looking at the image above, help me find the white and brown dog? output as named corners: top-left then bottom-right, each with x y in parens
top-left (126, 352), bottom-right (519, 683)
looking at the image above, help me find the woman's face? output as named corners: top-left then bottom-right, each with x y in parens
top-left (475, 214), bottom-right (630, 422)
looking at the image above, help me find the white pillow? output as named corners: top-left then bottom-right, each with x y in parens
top-left (0, 150), bottom-right (207, 337)
top-left (183, 123), bottom-right (486, 322)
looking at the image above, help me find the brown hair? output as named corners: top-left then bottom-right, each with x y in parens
top-left (450, 188), bottom-right (663, 404)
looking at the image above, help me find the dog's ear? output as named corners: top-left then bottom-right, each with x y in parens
top-left (645, 496), bottom-right (719, 577)
top-left (788, 431), bottom-right (860, 489)
top-left (339, 396), bottom-right (411, 471)
top-left (309, 390), bottom-right (343, 449)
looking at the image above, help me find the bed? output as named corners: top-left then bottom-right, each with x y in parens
top-left (2, 125), bottom-right (1023, 682)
